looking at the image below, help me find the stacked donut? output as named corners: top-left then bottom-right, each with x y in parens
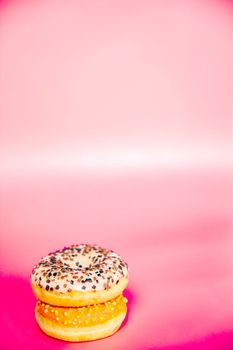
top-left (31, 244), bottom-right (129, 342)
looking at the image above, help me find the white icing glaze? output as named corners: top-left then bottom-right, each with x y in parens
top-left (31, 244), bottom-right (128, 293)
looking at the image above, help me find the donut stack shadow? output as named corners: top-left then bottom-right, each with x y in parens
top-left (31, 245), bottom-right (129, 342)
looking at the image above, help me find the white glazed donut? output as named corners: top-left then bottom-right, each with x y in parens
top-left (31, 244), bottom-right (128, 306)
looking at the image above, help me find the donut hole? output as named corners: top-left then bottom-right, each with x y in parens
top-left (71, 255), bottom-right (92, 269)
top-left (61, 252), bottom-right (104, 271)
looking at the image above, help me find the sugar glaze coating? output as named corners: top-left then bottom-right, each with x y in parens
top-left (31, 244), bottom-right (128, 293)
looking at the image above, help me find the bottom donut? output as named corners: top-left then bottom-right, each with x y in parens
top-left (35, 295), bottom-right (127, 342)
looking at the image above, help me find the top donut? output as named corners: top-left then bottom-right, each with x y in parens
top-left (31, 244), bottom-right (128, 295)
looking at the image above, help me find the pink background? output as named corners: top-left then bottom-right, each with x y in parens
top-left (0, 0), bottom-right (232, 349)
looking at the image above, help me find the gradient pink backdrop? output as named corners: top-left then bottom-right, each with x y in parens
top-left (0, 0), bottom-right (232, 349)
